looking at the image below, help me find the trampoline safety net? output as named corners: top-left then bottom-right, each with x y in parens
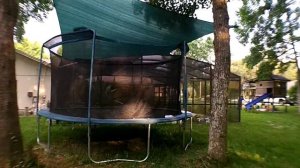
top-left (47, 31), bottom-right (183, 119)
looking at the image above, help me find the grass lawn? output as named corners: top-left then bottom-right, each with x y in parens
top-left (20, 106), bottom-right (300, 167)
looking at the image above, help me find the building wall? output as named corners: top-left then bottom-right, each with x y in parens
top-left (255, 80), bottom-right (287, 97)
top-left (15, 52), bottom-right (51, 114)
top-left (242, 82), bottom-right (256, 99)
top-left (287, 80), bottom-right (297, 90)
top-left (273, 81), bottom-right (287, 97)
top-left (255, 81), bottom-right (273, 97)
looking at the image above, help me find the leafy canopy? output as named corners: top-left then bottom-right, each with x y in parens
top-left (188, 37), bottom-right (213, 61)
top-left (15, 38), bottom-right (49, 60)
top-left (16, 0), bottom-right (53, 41)
top-left (149, 0), bottom-right (211, 17)
top-left (231, 60), bottom-right (256, 80)
top-left (288, 82), bottom-right (298, 101)
top-left (236, 0), bottom-right (300, 80)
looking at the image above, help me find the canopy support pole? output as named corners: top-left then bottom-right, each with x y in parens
top-left (182, 41), bottom-right (192, 150)
top-left (36, 46), bottom-right (44, 146)
top-left (87, 29), bottom-right (97, 162)
top-left (36, 46), bottom-right (52, 151)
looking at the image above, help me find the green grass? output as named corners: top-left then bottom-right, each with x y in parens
top-left (227, 106), bottom-right (300, 168)
top-left (20, 107), bottom-right (300, 167)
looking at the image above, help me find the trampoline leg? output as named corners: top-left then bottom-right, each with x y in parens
top-left (144, 124), bottom-right (151, 161)
top-left (182, 117), bottom-right (193, 150)
top-left (182, 120), bottom-right (186, 148)
top-left (36, 117), bottom-right (52, 151)
top-left (184, 117), bottom-right (193, 151)
top-left (37, 115), bottom-right (41, 144)
top-left (47, 119), bottom-right (52, 150)
top-left (88, 124), bottom-right (151, 163)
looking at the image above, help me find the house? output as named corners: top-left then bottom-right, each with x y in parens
top-left (15, 50), bottom-right (51, 114)
top-left (243, 74), bottom-right (290, 100)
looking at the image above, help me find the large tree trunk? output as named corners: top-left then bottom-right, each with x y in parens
top-left (0, 0), bottom-right (23, 166)
top-left (208, 0), bottom-right (230, 162)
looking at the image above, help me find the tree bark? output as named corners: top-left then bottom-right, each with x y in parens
top-left (208, 0), bottom-right (230, 162)
top-left (0, 0), bottom-right (23, 166)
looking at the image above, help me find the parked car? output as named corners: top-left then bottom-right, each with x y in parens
top-left (263, 97), bottom-right (295, 106)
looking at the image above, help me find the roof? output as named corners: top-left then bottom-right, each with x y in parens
top-left (229, 72), bottom-right (242, 81)
top-left (15, 49), bottom-right (50, 67)
top-left (270, 74), bottom-right (290, 81)
top-left (246, 74), bottom-right (290, 82)
top-left (52, 0), bottom-right (214, 59)
top-left (183, 57), bottom-right (241, 81)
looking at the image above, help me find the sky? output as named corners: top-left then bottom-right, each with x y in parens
top-left (195, 0), bottom-right (250, 61)
top-left (24, 0), bottom-right (250, 61)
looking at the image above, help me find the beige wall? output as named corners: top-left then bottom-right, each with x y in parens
top-left (15, 52), bottom-right (51, 114)
top-left (255, 80), bottom-right (287, 97)
top-left (255, 81), bottom-right (273, 97)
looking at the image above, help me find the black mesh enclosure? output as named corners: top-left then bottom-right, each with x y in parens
top-left (182, 58), bottom-right (241, 122)
top-left (50, 54), bottom-right (183, 119)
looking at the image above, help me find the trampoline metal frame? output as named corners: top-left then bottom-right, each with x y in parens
top-left (36, 112), bottom-right (192, 163)
top-left (36, 29), bottom-right (192, 163)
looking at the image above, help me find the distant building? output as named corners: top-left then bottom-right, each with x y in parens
top-left (287, 80), bottom-right (297, 90)
top-left (242, 74), bottom-right (290, 99)
top-left (242, 81), bottom-right (256, 100)
top-left (15, 50), bottom-right (51, 114)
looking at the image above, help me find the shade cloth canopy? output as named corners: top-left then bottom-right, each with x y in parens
top-left (53, 0), bottom-right (213, 59)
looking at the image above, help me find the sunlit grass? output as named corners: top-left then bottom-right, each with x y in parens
top-left (228, 106), bottom-right (300, 168)
top-left (20, 106), bottom-right (300, 167)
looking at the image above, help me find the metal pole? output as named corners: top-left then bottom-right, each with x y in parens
top-left (182, 41), bottom-right (188, 148)
top-left (47, 119), bottom-right (52, 150)
top-left (238, 78), bottom-right (242, 122)
top-left (204, 80), bottom-right (207, 115)
top-left (37, 116), bottom-right (40, 144)
top-left (88, 30), bottom-right (96, 161)
top-left (36, 46), bottom-right (44, 144)
top-left (184, 117), bottom-right (193, 151)
top-left (183, 41), bottom-right (188, 118)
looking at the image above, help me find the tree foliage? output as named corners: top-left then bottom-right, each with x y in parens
top-left (149, 0), bottom-right (211, 17)
top-left (231, 60), bottom-right (256, 80)
top-left (279, 63), bottom-right (297, 80)
top-left (15, 0), bottom-right (53, 41)
top-left (288, 82), bottom-right (298, 101)
top-left (236, 0), bottom-right (300, 80)
top-left (188, 37), bottom-right (213, 61)
top-left (231, 60), bottom-right (297, 81)
top-left (15, 38), bottom-right (49, 60)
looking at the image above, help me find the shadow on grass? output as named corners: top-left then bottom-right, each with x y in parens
top-left (28, 121), bottom-right (200, 167)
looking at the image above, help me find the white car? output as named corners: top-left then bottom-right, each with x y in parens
top-left (263, 97), bottom-right (294, 105)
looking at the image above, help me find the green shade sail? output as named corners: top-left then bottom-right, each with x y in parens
top-left (53, 0), bottom-right (213, 58)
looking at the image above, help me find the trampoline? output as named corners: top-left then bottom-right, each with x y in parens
top-left (37, 29), bottom-right (193, 163)
top-left (36, 0), bottom-right (213, 163)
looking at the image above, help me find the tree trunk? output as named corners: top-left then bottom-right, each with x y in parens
top-left (0, 0), bottom-right (23, 166)
top-left (208, 0), bottom-right (230, 162)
